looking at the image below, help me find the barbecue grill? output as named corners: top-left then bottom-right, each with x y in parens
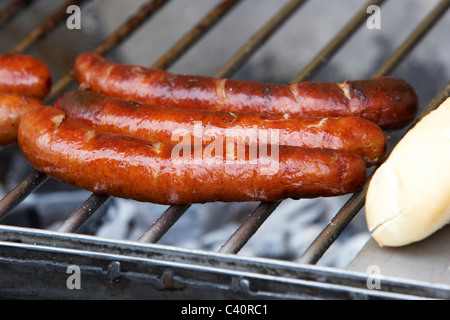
top-left (0, 0), bottom-right (449, 300)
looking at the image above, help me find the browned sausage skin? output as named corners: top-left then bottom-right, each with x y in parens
top-left (0, 54), bottom-right (52, 100)
top-left (74, 52), bottom-right (418, 130)
top-left (55, 90), bottom-right (386, 166)
top-left (0, 93), bottom-right (44, 146)
top-left (18, 106), bottom-right (367, 204)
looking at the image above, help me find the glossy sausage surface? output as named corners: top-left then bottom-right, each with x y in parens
top-left (0, 54), bottom-right (52, 100)
top-left (18, 106), bottom-right (368, 204)
top-left (74, 52), bottom-right (418, 130)
top-left (0, 93), bottom-right (44, 146)
top-left (55, 90), bottom-right (386, 166)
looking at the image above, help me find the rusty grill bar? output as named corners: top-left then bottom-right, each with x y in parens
top-left (0, 0), bottom-right (449, 299)
top-left (8, 0), bottom-right (89, 55)
top-left (0, 0), bottom-right (34, 28)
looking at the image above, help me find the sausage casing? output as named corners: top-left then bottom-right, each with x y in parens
top-left (74, 52), bottom-right (418, 130)
top-left (0, 54), bottom-right (52, 100)
top-left (55, 90), bottom-right (386, 166)
top-left (18, 106), bottom-right (368, 204)
top-left (0, 93), bottom-right (44, 146)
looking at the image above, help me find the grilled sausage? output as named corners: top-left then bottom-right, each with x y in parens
top-left (55, 90), bottom-right (386, 166)
top-left (18, 106), bottom-right (367, 204)
top-left (0, 54), bottom-right (52, 100)
top-left (74, 52), bottom-right (418, 130)
top-left (0, 93), bottom-right (44, 146)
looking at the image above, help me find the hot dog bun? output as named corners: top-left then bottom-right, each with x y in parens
top-left (366, 97), bottom-right (450, 247)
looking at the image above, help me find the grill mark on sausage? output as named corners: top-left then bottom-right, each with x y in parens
top-left (337, 81), bottom-right (352, 101)
top-left (85, 129), bottom-right (96, 142)
top-left (288, 83), bottom-right (301, 105)
top-left (51, 114), bottom-right (66, 129)
top-left (216, 78), bottom-right (228, 108)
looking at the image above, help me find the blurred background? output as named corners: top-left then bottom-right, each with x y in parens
top-left (0, 0), bottom-right (449, 268)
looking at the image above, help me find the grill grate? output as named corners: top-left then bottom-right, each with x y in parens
top-left (0, 0), bottom-right (449, 299)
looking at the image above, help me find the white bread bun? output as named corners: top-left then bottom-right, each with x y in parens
top-left (366, 97), bottom-right (450, 247)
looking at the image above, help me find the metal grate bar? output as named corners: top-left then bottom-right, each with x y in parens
top-left (373, 0), bottom-right (450, 78)
top-left (0, 0), bottom-right (34, 29)
top-left (56, 193), bottom-right (110, 233)
top-left (137, 204), bottom-right (191, 243)
top-left (152, 0), bottom-right (241, 70)
top-left (296, 0), bottom-right (450, 265)
top-left (214, 0), bottom-right (307, 79)
top-left (0, 0), bottom-right (172, 221)
top-left (0, 170), bottom-right (47, 221)
top-left (0, 171), bottom-right (49, 222)
top-left (291, 0), bottom-right (387, 83)
top-left (47, 0), bottom-right (170, 104)
top-left (93, 0), bottom-right (168, 58)
top-left (8, 0), bottom-right (89, 54)
top-left (219, 201), bottom-right (281, 254)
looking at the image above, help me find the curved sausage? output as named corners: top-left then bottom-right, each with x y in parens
top-left (0, 93), bottom-right (44, 146)
top-left (18, 106), bottom-right (367, 204)
top-left (74, 52), bottom-right (418, 130)
top-left (0, 54), bottom-right (52, 100)
top-left (55, 90), bottom-right (386, 166)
